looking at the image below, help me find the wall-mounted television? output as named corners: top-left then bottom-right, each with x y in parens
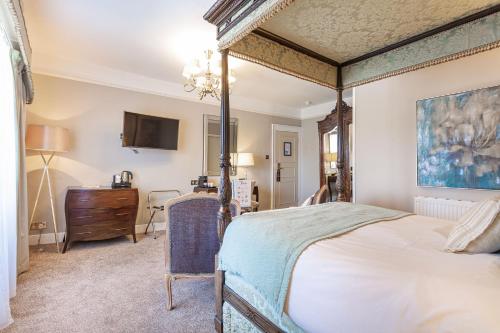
top-left (122, 111), bottom-right (179, 150)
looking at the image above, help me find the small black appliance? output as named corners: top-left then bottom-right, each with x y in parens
top-left (112, 171), bottom-right (133, 188)
top-left (198, 176), bottom-right (208, 187)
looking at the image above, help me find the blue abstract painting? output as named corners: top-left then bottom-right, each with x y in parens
top-left (417, 86), bottom-right (500, 190)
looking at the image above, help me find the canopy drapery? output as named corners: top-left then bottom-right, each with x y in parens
top-left (206, 0), bottom-right (500, 89)
top-left (228, 32), bottom-right (338, 89)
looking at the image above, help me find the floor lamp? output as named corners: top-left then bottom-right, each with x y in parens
top-left (26, 125), bottom-right (70, 253)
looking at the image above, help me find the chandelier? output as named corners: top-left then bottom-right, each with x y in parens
top-left (182, 50), bottom-right (236, 100)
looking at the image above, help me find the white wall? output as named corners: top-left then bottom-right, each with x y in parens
top-left (27, 74), bottom-right (300, 235)
top-left (354, 48), bottom-right (500, 212)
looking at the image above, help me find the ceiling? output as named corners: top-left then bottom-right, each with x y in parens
top-left (262, 0), bottom-right (499, 62)
top-left (23, 0), bottom-right (336, 119)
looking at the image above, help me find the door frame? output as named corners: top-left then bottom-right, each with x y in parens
top-left (271, 124), bottom-right (302, 209)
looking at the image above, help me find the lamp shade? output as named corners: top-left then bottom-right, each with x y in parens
top-left (324, 152), bottom-right (337, 162)
top-left (237, 153), bottom-right (254, 167)
top-left (26, 125), bottom-right (70, 152)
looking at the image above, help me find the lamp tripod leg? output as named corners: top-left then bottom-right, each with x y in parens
top-left (29, 167), bottom-right (47, 230)
top-left (45, 153), bottom-right (60, 253)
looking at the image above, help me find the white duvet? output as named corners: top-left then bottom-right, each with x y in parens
top-left (286, 215), bottom-right (500, 333)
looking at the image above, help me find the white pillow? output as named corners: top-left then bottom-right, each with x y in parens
top-left (445, 200), bottom-right (500, 253)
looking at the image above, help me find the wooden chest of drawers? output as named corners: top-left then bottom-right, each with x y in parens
top-left (63, 187), bottom-right (139, 253)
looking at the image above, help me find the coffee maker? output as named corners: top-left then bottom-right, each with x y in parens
top-left (112, 171), bottom-right (133, 188)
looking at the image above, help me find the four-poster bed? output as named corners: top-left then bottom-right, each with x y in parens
top-left (203, 1), bottom-right (500, 332)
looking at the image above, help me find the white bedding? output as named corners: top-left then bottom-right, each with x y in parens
top-left (286, 215), bottom-right (500, 333)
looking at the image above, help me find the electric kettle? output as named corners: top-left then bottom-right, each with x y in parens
top-left (121, 171), bottom-right (133, 185)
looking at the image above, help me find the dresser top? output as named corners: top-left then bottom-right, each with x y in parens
top-left (67, 186), bottom-right (136, 191)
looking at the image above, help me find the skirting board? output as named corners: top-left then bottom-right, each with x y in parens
top-left (28, 223), bottom-right (167, 246)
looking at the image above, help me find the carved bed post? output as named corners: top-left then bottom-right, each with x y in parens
top-left (217, 48), bottom-right (232, 242)
top-left (215, 48), bottom-right (231, 333)
top-left (335, 70), bottom-right (346, 202)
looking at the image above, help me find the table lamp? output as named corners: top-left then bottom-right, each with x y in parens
top-left (237, 153), bottom-right (254, 180)
top-left (26, 125), bottom-right (70, 253)
top-left (324, 152), bottom-right (337, 170)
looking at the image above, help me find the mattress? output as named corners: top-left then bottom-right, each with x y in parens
top-left (286, 214), bottom-right (500, 333)
top-left (225, 214), bottom-right (500, 333)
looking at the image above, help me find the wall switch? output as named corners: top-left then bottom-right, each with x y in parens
top-left (31, 221), bottom-right (47, 230)
top-left (191, 179), bottom-right (198, 185)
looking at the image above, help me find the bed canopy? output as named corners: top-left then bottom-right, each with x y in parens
top-left (204, 0), bottom-right (500, 214)
top-left (206, 0), bottom-right (500, 88)
top-left (204, 2), bottom-right (500, 329)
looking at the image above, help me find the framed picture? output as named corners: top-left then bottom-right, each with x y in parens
top-left (416, 85), bottom-right (500, 190)
top-left (283, 142), bottom-right (292, 156)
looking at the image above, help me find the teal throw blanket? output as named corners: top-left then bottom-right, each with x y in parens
top-left (219, 202), bottom-right (411, 323)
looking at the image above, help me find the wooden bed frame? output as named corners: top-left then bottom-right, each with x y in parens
top-left (203, 1), bottom-right (500, 332)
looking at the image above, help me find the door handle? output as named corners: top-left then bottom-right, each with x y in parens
top-left (276, 163), bottom-right (282, 182)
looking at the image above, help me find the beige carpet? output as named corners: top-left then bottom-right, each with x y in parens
top-left (3, 234), bottom-right (214, 333)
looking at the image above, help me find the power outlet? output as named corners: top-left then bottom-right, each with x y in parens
top-left (31, 221), bottom-right (47, 230)
top-left (190, 179), bottom-right (198, 186)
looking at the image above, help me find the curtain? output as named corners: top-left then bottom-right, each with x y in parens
top-left (0, 29), bottom-right (18, 330)
top-left (13, 49), bottom-right (29, 274)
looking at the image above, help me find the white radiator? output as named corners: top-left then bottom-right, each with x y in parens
top-left (414, 196), bottom-right (475, 221)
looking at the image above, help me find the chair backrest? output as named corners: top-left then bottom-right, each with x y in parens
top-left (164, 193), bottom-right (240, 275)
top-left (312, 185), bottom-right (329, 205)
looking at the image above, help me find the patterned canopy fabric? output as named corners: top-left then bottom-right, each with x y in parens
top-left (229, 33), bottom-right (338, 89)
top-left (215, 0), bottom-right (500, 89)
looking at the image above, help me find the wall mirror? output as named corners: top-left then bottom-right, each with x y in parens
top-left (203, 114), bottom-right (238, 176)
top-left (318, 101), bottom-right (353, 201)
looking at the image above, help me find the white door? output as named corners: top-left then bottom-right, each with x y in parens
top-left (273, 130), bottom-right (298, 209)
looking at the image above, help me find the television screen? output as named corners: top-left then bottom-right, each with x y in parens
top-left (122, 111), bottom-right (179, 150)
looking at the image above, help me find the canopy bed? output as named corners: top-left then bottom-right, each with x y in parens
top-left (203, 1), bottom-right (500, 332)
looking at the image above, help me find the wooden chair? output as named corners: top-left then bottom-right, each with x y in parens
top-left (312, 185), bottom-right (330, 205)
top-left (163, 193), bottom-right (240, 310)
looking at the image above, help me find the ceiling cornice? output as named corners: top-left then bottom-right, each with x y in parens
top-left (300, 97), bottom-right (353, 120)
top-left (31, 52), bottom-right (304, 120)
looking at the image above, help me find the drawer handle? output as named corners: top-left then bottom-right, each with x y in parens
top-left (113, 228), bottom-right (128, 231)
top-left (79, 199), bottom-right (89, 202)
top-left (76, 231), bottom-right (92, 235)
top-left (115, 213), bottom-right (129, 216)
top-left (76, 215), bottom-right (92, 219)
top-left (117, 198), bottom-right (129, 201)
